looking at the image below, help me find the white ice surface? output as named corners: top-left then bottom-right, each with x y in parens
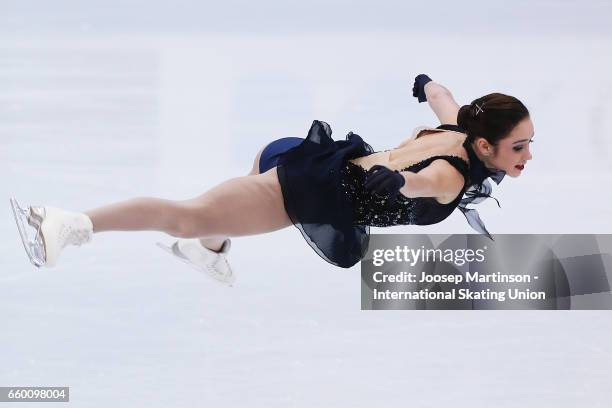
top-left (1, 4), bottom-right (612, 407)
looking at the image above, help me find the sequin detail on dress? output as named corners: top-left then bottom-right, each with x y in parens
top-left (340, 161), bottom-right (418, 227)
top-left (340, 155), bottom-right (470, 228)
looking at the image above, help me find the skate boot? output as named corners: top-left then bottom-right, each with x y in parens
top-left (157, 238), bottom-right (235, 286)
top-left (10, 198), bottom-right (93, 268)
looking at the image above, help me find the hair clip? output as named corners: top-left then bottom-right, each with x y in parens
top-left (474, 103), bottom-right (484, 116)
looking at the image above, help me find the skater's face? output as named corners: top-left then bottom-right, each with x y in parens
top-left (475, 117), bottom-right (534, 178)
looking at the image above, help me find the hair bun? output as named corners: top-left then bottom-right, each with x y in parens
top-left (457, 104), bottom-right (472, 132)
top-left (455, 93), bottom-right (530, 146)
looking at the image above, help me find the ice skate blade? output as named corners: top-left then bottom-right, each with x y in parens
top-left (9, 197), bottom-right (46, 268)
top-left (156, 242), bottom-right (235, 287)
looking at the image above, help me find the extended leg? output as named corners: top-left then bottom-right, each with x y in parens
top-left (85, 168), bottom-right (291, 239)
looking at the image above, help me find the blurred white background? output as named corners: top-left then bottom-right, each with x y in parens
top-left (1, 1), bottom-right (611, 407)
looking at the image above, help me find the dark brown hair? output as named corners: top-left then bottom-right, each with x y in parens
top-left (457, 93), bottom-right (529, 147)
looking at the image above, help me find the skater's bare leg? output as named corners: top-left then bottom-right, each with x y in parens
top-left (84, 197), bottom-right (229, 255)
top-left (85, 197), bottom-right (184, 234)
top-left (198, 146), bottom-right (266, 252)
top-left (84, 167), bottom-right (291, 239)
top-left (182, 166), bottom-right (291, 238)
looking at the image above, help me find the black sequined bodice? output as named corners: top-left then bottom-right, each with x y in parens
top-left (340, 154), bottom-right (470, 227)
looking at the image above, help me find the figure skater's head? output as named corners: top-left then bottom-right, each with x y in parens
top-left (457, 93), bottom-right (533, 178)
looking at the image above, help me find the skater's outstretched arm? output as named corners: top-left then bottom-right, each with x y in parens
top-left (364, 160), bottom-right (464, 202)
top-left (412, 74), bottom-right (460, 126)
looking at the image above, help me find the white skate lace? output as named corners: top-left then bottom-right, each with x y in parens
top-left (207, 254), bottom-right (232, 279)
top-left (58, 223), bottom-right (90, 249)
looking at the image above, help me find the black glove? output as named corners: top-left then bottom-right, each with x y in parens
top-left (364, 165), bottom-right (406, 204)
top-left (412, 74), bottom-right (432, 103)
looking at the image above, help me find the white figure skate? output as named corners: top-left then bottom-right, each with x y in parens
top-left (157, 238), bottom-right (235, 286)
top-left (10, 198), bottom-right (93, 268)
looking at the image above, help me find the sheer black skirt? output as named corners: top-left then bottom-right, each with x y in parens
top-left (276, 120), bottom-right (375, 268)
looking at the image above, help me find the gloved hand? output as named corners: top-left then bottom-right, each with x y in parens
top-left (364, 165), bottom-right (406, 204)
top-left (412, 74), bottom-right (432, 103)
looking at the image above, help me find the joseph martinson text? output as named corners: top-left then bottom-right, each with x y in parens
top-left (372, 271), bottom-right (546, 302)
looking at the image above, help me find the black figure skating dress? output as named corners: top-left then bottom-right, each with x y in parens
top-left (276, 120), bottom-right (505, 268)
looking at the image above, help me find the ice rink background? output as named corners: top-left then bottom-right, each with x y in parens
top-left (1, 1), bottom-right (612, 406)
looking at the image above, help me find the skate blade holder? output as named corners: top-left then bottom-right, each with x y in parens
top-left (9, 197), bottom-right (46, 267)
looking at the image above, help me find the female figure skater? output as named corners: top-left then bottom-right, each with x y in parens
top-left (10, 74), bottom-right (534, 283)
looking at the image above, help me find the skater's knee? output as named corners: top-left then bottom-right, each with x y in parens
top-left (168, 201), bottom-right (212, 239)
top-left (170, 213), bottom-right (200, 239)
top-left (168, 224), bottom-right (196, 239)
